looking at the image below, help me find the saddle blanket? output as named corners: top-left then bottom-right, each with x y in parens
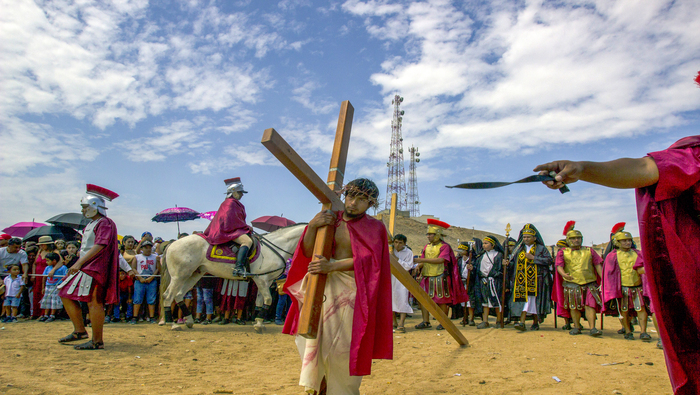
top-left (205, 239), bottom-right (260, 264)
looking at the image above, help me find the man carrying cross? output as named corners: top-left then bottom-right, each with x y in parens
top-left (282, 178), bottom-right (393, 395)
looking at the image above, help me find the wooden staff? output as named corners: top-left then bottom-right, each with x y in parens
top-left (500, 223), bottom-right (511, 328)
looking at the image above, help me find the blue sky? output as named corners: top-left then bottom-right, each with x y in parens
top-left (2, 0), bottom-right (699, 245)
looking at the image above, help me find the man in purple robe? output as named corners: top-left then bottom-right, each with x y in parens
top-left (200, 177), bottom-right (253, 276)
top-left (536, 132), bottom-right (700, 394)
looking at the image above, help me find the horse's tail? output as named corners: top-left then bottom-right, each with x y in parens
top-left (159, 241), bottom-right (173, 317)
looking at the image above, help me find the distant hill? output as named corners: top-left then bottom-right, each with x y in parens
top-left (375, 215), bottom-right (506, 253)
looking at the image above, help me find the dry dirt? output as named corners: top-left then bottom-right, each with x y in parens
top-left (0, 312), bottom-right (671, 394)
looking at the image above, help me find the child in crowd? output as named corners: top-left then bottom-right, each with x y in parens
top-left (196, 276), bottom-right (215, 325)
top-left (113, 269), bottom-right (134, 322)
top-left (2, 264), bottom-right (25, 323)
top-left (274, 259), bottom-right (292, 325)
top-left (131, 240), bottom-right (159, 324)
top-left (40, 252), bottom-right (67, 322)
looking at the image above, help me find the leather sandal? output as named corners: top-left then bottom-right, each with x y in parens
top-left (414, 321), bottom-right (431, 329)
top-left (74, 340), bottom-right (104, 350)
top-left (58, 331), bottom-right (89, 343)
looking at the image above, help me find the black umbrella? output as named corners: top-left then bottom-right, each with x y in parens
top-left (23, 225), bottom-right (78, 242)
top-left (46, 213), bottom-right (91, 231)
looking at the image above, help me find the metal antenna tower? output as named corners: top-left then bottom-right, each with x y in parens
top-left (407, 146), bottom-right (421, 217)
top-left (385, 94), bottom-right (407, 211)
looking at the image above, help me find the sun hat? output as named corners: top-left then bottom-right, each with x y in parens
top-left (36, 236), bottom-right (54, 245)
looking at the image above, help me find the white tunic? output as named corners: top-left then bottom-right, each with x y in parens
top-left (391, 247), bottom-right (414, 314)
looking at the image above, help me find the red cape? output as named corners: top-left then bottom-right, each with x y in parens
top-left (636, 136), bottom-right (700, 395)
top-left (200, 198), bottom-right (251, 245)
top-left (81, 217), bottom-right (120, 305)
top-left (282, 212), bottom-right (393, 376)
top-left (420, 241), bottom-right (468, 304)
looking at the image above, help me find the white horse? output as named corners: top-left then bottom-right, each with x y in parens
top-left (162, 223), bottom-right (305, 332)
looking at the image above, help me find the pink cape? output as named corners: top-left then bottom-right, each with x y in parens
top-left (601, 249), bottom-right (643, 308)
top-left (553, 247), bottom-right (602, 315)
top-left (63, 217), bottom-right (120, 305)
top-left (200, 198), bottom-right (251, 245)
top-left (282, 212), bottom-right (393, 376)
top-left (635, 136), bottom-right (700, 395)
top-left (419, 242), bottom-right (468, 304)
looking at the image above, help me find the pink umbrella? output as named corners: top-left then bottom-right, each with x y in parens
top-left (251, 215), bottom-right (296, 232)
top-left (151, 206), bottom-right (200, 235)
top-left (2, 221), bottom-right (47, 237)
top-left (199, 211), bottom-right (217, 221)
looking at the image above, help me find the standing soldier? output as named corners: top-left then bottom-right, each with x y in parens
top-left (554, 221), bottom-right (604, 337)
top-left (57, 184), bottom-right (120, 349)
top-left (413, 219), bottom-right (467, 330)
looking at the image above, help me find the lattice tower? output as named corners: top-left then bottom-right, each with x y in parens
top-left (385, 94), bottom-right (407, 210)
top-left (407, 146), bottom-right (421, 217)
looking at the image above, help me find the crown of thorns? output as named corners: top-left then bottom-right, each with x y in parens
top-left (341, 178), bottom-right (379, 208)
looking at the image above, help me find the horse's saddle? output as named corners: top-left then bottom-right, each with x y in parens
top-left (205, 236), bottom-right (261, 265)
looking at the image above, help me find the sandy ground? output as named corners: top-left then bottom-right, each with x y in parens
top-left (0, 311), bottom-right (671, 395)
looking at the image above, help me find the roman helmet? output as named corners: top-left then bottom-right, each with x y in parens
top-left (563, 220), bottom-right (582, 247)
top-left (81, 184), bottom-right (119, 217)
top-left (225, 177), bottom-right (248, 198)
top-left (426, 218), bottom-right (450, 239)
top-left (611, 222), bottom-right (634, 247)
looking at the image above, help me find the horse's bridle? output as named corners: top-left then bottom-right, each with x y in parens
top-left (246, 230), bottom-right (295, 277)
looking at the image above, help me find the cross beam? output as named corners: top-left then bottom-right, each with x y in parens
top-left (262, 101), bottom-right (467, 346)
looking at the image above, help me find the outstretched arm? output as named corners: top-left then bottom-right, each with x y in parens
top-left (533, 157), bottom-right (659, 190)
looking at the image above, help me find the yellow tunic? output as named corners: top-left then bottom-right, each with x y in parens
top-left (563, 247), bottom-right (596, 285)
top-left (422, 242), bottom-right (444, 277)
top-left (618, 250), bottom-right (642, 287)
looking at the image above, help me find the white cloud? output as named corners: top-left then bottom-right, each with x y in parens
top-left (342, 0), bottom-right (700, 163)
top-left (0, 116), bottom-right (99, 174)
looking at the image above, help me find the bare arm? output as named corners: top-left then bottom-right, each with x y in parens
top-left (556, 265), bottom-right (574, 282)
top-left (307, 255), bottom-right (354, 274)
top-left (302, 210), bottom-right (336, 258)
top-left (534, 157), bottom-right (659, 190)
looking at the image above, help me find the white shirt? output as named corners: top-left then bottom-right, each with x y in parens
top-left (3, 275), bottom-right (25, 297)
top-left (0, 247), bottom-right (28, 273)
top-left (480, 250), bottom-right (498, 277)
top-left (134, 253), bottom-right (157, 277)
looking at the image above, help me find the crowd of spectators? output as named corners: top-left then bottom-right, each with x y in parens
top-left (0, 232), bottom-right (291, 326)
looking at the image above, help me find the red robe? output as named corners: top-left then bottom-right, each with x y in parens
top-left (635, 135), bottom-right (700, 395)
top-left (60, 217), bottom-right (120, 305)
top-left (200, 198), bottom-right (251, 245)
top-left (419, 242), bottom-right (468, 305)
top-left (282, 212), bottom-right (393, 376)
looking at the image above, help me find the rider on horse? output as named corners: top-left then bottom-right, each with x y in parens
top-left (200, 177), bottom-right (254, 276)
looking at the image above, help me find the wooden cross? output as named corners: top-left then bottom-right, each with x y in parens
top-left (262, 101), bottom-right (467, 346)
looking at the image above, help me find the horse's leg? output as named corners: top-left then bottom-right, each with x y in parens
top-left (252, 278), bottom-right (274, 334)
top-left (173, 272), bottom-right (204, 329)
